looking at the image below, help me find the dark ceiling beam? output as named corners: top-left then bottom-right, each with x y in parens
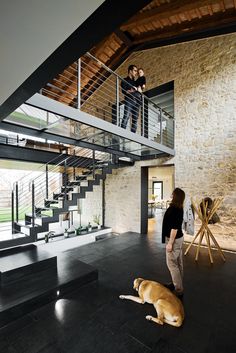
top-left (133, 10), bottom-right (236, 44)
top-left (135, 22), bottom-right (236, 51)
top-left (121, 0), bottom-right (222, 31)
top-left (0, 0), bottom-right (153, 122)
top-left (114, 29), bottom-right (133, 47)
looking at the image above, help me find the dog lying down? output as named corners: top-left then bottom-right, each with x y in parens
top-left (119, 278), bottom-right (184, 327)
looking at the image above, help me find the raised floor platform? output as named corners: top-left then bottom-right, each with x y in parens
top-left (0, 244), bottom-right (98, 328)
top-left (0, 244), bottom-right (57, 287)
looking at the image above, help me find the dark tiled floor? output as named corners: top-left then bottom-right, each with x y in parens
top-left (0, 231), bottom-right (236, 353)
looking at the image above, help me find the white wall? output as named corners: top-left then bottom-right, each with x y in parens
top-left (0, 0), bottom-right (104, 105)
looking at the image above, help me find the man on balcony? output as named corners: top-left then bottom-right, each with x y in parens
top-left (120, 65), bottom-right (140, 133)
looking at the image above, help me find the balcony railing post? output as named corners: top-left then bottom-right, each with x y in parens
top-left (141, 95), bottom-right (145, 136)
top-left (116, 76), bottom-right (119, 126)
top-left (160, 108), bottom-right (163, 144)
top-left (46, 164), bottom-right (49, 199)
top-left (63, 160), bottom-right (68, 198)
top-left (73, 150), bottom-right (76, 180)
top-left (16, 182), bottom-right (19, 222)
top-left (77, 58), bottom-right (81, 109)
top-left (32, 181), bottom-right (35, 227)
top-left (11, 189), bottom-right (15, 234)
top-left (92, 150), bottom-right (95, 178)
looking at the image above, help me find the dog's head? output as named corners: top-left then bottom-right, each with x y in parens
top-left (133, 278), bottom-right (144, 292)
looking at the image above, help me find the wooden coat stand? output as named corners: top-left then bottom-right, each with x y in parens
top-left (184, 198), bottom-right (226, 264)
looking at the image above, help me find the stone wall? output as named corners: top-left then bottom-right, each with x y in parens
top-left (76, 183), bottom-right (103, 228)
top-left (105, 164), bottom-right (141, 233)
top-left (105, 33), bottom-right (236, 232)
top-left (105, 157), bottom-right (170, 233)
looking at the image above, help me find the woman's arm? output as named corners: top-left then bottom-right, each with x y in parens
top-left (166, 229), bottom-right (177, 252)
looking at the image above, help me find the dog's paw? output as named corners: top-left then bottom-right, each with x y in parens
top-left (146, 315), bottom-right (153, 321)
top-left (119, 295), bottom-right (125, 299)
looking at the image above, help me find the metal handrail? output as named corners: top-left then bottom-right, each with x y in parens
top-left (85, 52), bottom-right (173, 120)
top-left (43, 80), bottom-right (169, 138)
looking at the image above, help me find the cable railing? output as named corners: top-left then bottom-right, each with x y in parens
top-left (40, 52), bottom-right (174, 150)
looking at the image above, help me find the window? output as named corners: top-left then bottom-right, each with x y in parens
top-left (152, 181), bottom-right (163, 200)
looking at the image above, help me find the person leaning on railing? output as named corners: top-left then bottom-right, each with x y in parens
top-left (120, 64), bottom-right (140, 133)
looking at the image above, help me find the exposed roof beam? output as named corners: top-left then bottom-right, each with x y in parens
top-left (133, 10), bottom-right (236, 44)
top-left (114, 29), bottom-right (133, 47)
top-left (121, 0), bottom-right (223, 31)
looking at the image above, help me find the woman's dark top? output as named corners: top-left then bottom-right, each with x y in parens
top-left (135, 76), bottom-right (146, 88)
top-left (161, 205), bottom-right (183, 243)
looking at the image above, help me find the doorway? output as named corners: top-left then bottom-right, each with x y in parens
top-left (140, 165), bottom-right (175, 235)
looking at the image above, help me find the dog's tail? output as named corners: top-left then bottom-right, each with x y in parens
top-left (163, 316), bottom-right (183, 327)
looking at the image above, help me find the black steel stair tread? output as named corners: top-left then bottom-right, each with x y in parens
top-left (35, 206), bottom-right (50, 210)
top-left (53, 193), bottom-right (68, 197)
top-left (26, 213), bottom-right (51, 218)
top-left (16, 223), bottom-right (41, 228)
top-left (45, 199), bottom-right (59, 202)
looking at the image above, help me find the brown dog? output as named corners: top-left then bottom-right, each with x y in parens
top-left (119, 278), bottom-right (184, 327)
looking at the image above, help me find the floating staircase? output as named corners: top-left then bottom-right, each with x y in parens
top-left (11, 146), bottom-right (133, 241)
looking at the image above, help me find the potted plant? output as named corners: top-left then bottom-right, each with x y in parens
top-left (88, 222), bottom-right (92, 232)
top-left (76, 226), bottom-right (83, 236)
top-left (45, 231), bottom-right (54, 243)
top-left (93, 214), bottom-right (101, 229)
top-left (64, 228), bottom-right (69, 238)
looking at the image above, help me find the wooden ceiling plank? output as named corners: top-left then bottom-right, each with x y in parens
top-left (133, 10), bottom-right (236, 44)
top-left (221, 1), bottom-right (226, 11)
top-left (208, 4), bottom-right (214, 14)
top-left (175, 14), bottom-right (182, 24)
top-left (195, 8), bottom-right (202, 18)
top-left (121, 0), bottom-right (223, 30)
top-left (184, 11), bottom-right (191, 21)
top-left (81, 45), bottom-right (127, 103)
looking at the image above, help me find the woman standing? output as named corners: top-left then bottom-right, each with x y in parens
top-left (162, 188), bottom-right (185, 298)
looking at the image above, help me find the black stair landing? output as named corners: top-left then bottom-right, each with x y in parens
top-left (0, 245), bottom-right (98, 328)
top-left (0, 244), bottom-right (57, 287)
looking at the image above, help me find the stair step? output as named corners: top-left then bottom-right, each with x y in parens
top-left (61, 186), bottom-right (74, 192)
top-left (44, 199), bottom-right (61, 208)
top-left (25, 213), bottom-right (59, 226)
top-left (53, 193), bottom-right (69, 200)
top-left (67, 180), bottom-right (81, 186)
top-left (45, 199), bottom-right (59, 204)
top-left (15, 222), bottom-right (41, 236)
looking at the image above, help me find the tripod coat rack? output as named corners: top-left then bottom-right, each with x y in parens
top-left (184, 198), bottom-right (226, 264)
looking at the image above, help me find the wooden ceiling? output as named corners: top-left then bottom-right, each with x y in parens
top-left (43, 0), bottom-right (236, 107)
